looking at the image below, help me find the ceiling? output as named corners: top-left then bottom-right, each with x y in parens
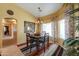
top-left (16, 3), bottom-right (63, 17)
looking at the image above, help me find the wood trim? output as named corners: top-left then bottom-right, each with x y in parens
top-left (17, 42), bottom-right (26, 47)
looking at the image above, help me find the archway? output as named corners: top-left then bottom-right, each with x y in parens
top-left (2, 18), bottom-right (17, 47)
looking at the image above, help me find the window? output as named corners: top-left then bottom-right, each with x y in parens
top-left (59, 19), bottom-right (66, 39)
top-left (41, 22), bottom-right (52, 36)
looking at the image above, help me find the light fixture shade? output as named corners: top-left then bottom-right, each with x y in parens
top-left (35, 17), bottom-right (43, 24)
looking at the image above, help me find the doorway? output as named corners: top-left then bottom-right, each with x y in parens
top-left (2, 18), bottom-right (17, 47)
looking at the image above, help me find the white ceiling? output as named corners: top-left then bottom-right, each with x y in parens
top-left (16, 3), bottom-right (63, 17)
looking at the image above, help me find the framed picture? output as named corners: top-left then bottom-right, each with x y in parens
top-left (24, 21), bottom-right (35, 33)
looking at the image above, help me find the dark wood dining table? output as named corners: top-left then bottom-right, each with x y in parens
top-left (21, 34), bottom-right (45, 53)
top-left (20, 33), bottom-right (49, 54)
top-left (29, 35), bottom-right (44, 51)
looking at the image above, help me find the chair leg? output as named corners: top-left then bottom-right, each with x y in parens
top-left (47, 39), bottom-right (49, 47)
top-left (30, 43), bottom-right (32, 53)
top-left (36, 40), bottom-right (39, 52)
top-left (44, 43), bottom-right (45, 53)
top-left (47, 42), bottom-right (49, 47)
top-left (36, 44), bottom-right (39, 52)
top-left (30, 48), bottom-right (31, 53)
top-left (27, 39), bottom-right (28, 47)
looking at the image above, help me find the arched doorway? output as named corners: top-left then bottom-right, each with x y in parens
top-left (2, 18), bottom-right (17, 47)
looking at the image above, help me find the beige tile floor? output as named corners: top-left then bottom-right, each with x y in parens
top-left (0, 42), bottom-right (58, 56)
top-left (0, 45), bottom-right (24, 56)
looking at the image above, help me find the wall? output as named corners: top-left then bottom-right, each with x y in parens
top-left (0, 20), bottom-right (2, 48)
top-left (0, 4), bottom-right (36, 46)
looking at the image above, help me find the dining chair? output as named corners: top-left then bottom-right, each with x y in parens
top-left (39, 33), bottom-right (49, 52)
top-left (21, 33), bottom-right (37, 54)
top-left (26, 33), bottom-right (30, 47)
top-left (26, 33), bottom-right (39, 53)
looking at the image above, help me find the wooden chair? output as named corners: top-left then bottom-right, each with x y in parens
top-left (39, 33), bottom-right (49, 52)
top-left (21, 33), bottom-right (38, 54)
top-left (26, 33), bottom-right (30, 47)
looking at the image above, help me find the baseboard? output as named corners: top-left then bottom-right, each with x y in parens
top-left (17, 42), bottom-right (26, 47)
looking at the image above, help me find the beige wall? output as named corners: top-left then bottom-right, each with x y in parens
top-left (0, 4), bottom-right (36, 46)
top-left (0, 20), bottom-right (3, 48)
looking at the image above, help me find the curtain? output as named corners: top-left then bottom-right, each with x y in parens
top-left (65, 15), bottom-right (76, 39)
top-left (65, 16), bottom-right (70, 39)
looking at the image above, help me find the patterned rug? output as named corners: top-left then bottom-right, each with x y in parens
top-left (20, 43), bottom-right (52, 56)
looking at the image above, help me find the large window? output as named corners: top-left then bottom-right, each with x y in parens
top-left (59, 19), bottom-right (66, 40)
top-left (41, 22), bottom-right (52, 36)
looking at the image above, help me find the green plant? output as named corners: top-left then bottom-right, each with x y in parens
top-left (65, 47), bottom-right (77, 56)
top-left (64, 38), bottom-right (79, 56)
top-left (76, 24), bottom-right (79, 32)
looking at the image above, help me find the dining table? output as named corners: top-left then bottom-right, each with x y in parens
top-left (21, 33), bottom-right (49, 54)
top-left (29, 35), bottom-right (44, 51)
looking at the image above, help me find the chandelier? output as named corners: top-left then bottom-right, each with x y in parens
top-left (36, 7), bottom-right (43, 24)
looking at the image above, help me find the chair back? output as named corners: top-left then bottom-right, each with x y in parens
top-left (44, 33), bottom-right (49, 42)
top-left (26, 33), bottom-right (30, 47)
top-left (26, 33), bottom-right (30, 40)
